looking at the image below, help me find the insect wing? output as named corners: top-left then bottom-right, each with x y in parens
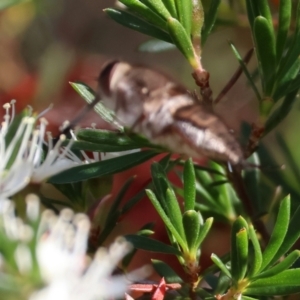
top-left (172, 104), bottom-right (244, 165)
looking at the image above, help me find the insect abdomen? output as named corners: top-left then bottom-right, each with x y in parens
top-left (172, 104), bottom-right (244, 165)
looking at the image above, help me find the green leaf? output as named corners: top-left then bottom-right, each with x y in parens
top-left (69, 140), bottom-right (134, 153)
top-left (214, 271), bottom-right (232, 295)
top-left (245, 269), bottom-right (300, 296)
top-left (274, 56), bottom-right (300, 101)
top-left (231, 216), bottom-right (249, 283)
top-left (264, 90), bottom-right (298, 135)
top-left (104, 8), bottom-right (172, 43)
top-left (167, 17), bottom-right (198, 68)
top-left (136, 228), bottom-right (155, 237)
top-left (138, 39), bottom-right (175, 52)
top-left (162, 0), bottom-right (177, 18)
top-left (277, 2), bottom-right (300, 80)
top-left (139, 0), bottom-right (172, 20)
top-left (119, 0), bottom-right (167, 29)
top-left (158, 153), bottom-right (172, 171)
top-left (202, 0), bottom-right (221, 44)
top-left (194, 182), bottom-right (215, 209)
top-left (138, 223), bottom-right (156, 233)
top-left (195, 217), bottom-right (213, 247)
top-left (236, 228), bottom-right (249, 280)
top-left (46, 184), bottom-right (81, 209)
top-left (195, 165), bottom-right (225, 178)
top-left (241, 296), bottom-right (258, 300)
top-left (121, 189), bottom-right (145, 214)
top-left (48, 150), bottom-right (158, 183)
top-left (253, 16), bottom-right (276, 96)
top-left (146, 189), bottom-right (187, 252)
top-left (276, 0), bottom-right (292, 62)
top-left (152, 259), bottom-right (183, 283)
top-left (151, 162), bottom-right (170, 206)
top-left (282, 74), bottom-right (300, 95)
top-left (211, 253), bottom-right (231, 278)
top-left (107, 177), bottom-right (135, 220)
top-left (253, 250), bottom-right (300, 280)
top-left (247, 225), bottom-right (262, 277)
top-left (229, 43), bottom-right (261, 102)
top-left (76, 129), bottom-right (156, 150)
top-left (193, 164), bottom-right (216, 185)
top-left (125, 234), bottom-right (181, 255)
top-left (257, 0), bottom-right (273, 27)
top-left (41, 196), bottom-right (72, 209)
top-left (166, 188), bottom-right (185, 238)
top-left (269, 203), bottom-right (300, 266)
top-left (69, 82), bottom-right (121, 129)
top-left (183, 158), bottom-right (196, 211)
top-left (260, 195), bottom-right (290, 270)
top-left (98, 212), bottom-right (121, 246)
top-left (206, 162), bottom-right (238, 220)
top-left (209, 180), bottom-right (229, 187)
top-left (182, 210), bottom-right (201, 251)
top-left (174, 0), bottom-right (192, 35)
top-left (245, 0), bottom-right (259, 30)
top-left (98, 177), bottom-right (135, 244)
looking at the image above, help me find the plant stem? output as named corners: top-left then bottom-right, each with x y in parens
top-left (192, 68), bottom-right (213, 108)
top-left (228, 166), bottom-right (269, 245)
top-left (245, 123), bottom-right (265, 158)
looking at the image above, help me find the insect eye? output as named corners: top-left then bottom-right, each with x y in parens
top-left (98, 60), bottom-right (120, 96)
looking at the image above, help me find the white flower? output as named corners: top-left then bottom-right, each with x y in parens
top-left (30, 204), bottom-right (148, 300)
top-left (0, 196), bottom-right (35, 277)
top-left (35, 208), bottom-right (89, 281)
top-left (0, 103), bottom-right (35, 199)
top-left (0, 195), bottom-right (149, 300)
top-left (31, 239), bottom-right (139, 300)
top-left (28, 118), bottom-right (81, 183)
top-left (0, 101), bottom-right (87, 199)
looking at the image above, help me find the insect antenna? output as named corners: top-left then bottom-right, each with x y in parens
top-left (60, 93), bottom-right (101, 136)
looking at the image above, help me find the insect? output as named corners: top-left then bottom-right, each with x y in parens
top-left (97, 60), bottom-right (245, 167)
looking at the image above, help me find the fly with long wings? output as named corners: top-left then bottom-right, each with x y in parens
top-left (97, 60), bottom-right (245, 167)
